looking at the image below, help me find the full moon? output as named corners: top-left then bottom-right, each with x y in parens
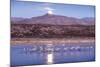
top-left (48, 10), bottom-right (53, 15)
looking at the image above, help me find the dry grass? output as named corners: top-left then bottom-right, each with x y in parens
top-left (11, 37), bottom-right (95, 45)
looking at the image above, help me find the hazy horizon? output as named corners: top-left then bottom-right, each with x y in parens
top-left (11, 13), bottom-right (95, 19)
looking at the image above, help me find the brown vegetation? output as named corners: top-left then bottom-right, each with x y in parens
top-left (11, 24), bottom-right (95, 38)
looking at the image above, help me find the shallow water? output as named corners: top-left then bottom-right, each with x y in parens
top-left (11, 42), bottom-right (95, 66)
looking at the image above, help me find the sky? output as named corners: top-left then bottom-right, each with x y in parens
top-left (11, 0), bottom-right (95, 18)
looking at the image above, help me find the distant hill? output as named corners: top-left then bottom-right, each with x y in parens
top-left (11, 14), bottom-right (95, 25)
top-left (11, 17), bottom-right (26, 24)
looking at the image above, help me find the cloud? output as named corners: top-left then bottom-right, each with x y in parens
top-left (44, 7), bottom-right (55, 11)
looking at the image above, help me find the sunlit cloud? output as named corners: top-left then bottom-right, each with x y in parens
top-left (44, 7), bottom-right (55, 14)
top-left (44, 7), bottom-right (55, 11)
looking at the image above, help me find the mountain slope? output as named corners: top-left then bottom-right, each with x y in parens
top-left (11, 14), bottom-right (95, 25)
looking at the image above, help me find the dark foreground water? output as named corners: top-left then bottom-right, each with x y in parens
top-left (11, 42), bottom-right (95, 66)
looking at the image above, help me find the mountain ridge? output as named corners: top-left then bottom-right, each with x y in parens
top-left (11, 14), bottom-right (95, 25)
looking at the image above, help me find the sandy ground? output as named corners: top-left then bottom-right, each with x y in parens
top-left (11, 37), bottom-right (95, 45)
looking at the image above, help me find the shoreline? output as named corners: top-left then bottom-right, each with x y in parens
top-left (11, 37), bottom-right (95, 45)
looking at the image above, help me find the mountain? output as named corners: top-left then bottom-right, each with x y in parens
top-left (11, 17), bottom-right (26, 24)
top-left (11, 14), bottom-right (95, 25)
top-left (11, 17), bottom-right (25, 21)
top-left (81, 17), bottom-right (95, 25)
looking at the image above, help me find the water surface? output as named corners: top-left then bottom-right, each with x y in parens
top-left (11, 42), bottom-right (95, 66)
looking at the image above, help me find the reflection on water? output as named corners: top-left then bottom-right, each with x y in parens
top-left (47, 53), bottom-right (53, 64)
top-left (11, 42), bottom-right (95, 66)
top-left (47, 44), bottom-right (53, 64)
